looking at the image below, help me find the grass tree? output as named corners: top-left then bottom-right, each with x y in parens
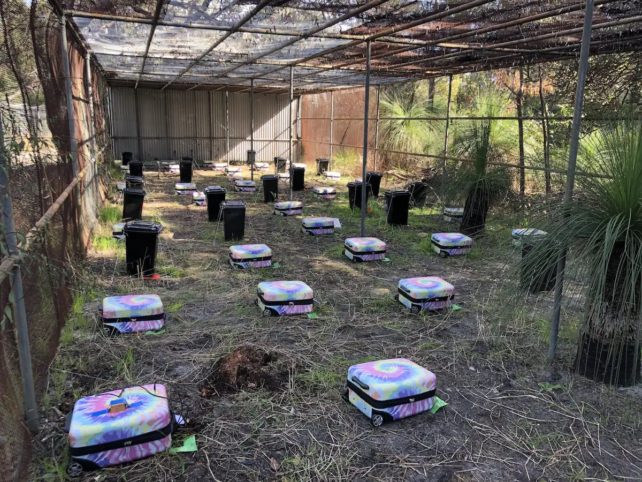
top-left (527, 122), bottom-right (642, 385)
top-left (453, 90), bottom-right (514, 236)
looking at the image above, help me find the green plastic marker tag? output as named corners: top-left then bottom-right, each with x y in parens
top-left (431, 396), bottom-right (448, 414)
top-left (383, 257), bottom-right (391, 262)
top-left (307, 312), bottom-right (319, 319)
top-left (272, 262), bottom-right (281, 269)
top-left (145, 329), bottom-right (166, 336)
top-left (450, 304), bottom-right (462, 312)
top-left (169, 435), bottom-right (197, 454)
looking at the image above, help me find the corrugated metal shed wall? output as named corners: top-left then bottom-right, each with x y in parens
top-left (111, 87), bottom-right (295, 162)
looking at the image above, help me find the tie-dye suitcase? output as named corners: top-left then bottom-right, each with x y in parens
top-left (302, 217), bottom-right (335, 235)
top-left (112, 222), bottom-right (125, 240)
top-left (234, 179), bottom-right (257, 192)
top-left (443, 207), bottom-right (464, 223)
top-left (66, 384), bottom-right (173, 475)
top-left (175, 182), bottom-right (196, 195)
top-left (212, 162), bottom-right (227, 172)
top-left (312, 186), bottom-right (336, 200)
top-left (274, 201), bottom-right (303, 216)
top-left (342, 358), bottom-right (437, 427)
top-left (255, 162), bottom-right (269, 171)
top-left (225, 165), bottom-right (241, 175)
top-left (431, 232), bottom-right (473, 257)
top-left (192, 191), bottom-right (206, 206)
top-left (511, 228), bottom-right (548, 247)
top-left (344, 237), bottom-right (387, 262)
top-left (229, 244), bottom-right (272, 269)
top-left (101, 294), bottom-right (165, 334)
top-left (397, 276), bottom-right (454, 313)
top-left (324, 171), bottom-right (341, 180)
top-left (169, 164), bottom-right (180, 174)
top-left (257, 280), bottom-right (314, 316)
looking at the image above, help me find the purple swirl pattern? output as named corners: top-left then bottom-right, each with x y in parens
top-left (347, 359), bottom-right (436, 421)
top-left (257, 281), bottom-right (313, 302)
top-left (102, 295), bottom-right (163, 319)
top-left (234, 180), bottom-right (257, 192)
top-left (274, 201), bottom-right (303, 216)
top-left (431, 232), bottom-right (473, 256)
top-left (69, 385), bottom-right (171, 468)
top-left (313, 187), bottom-right (337, 200)
top-left (398, 277), bottom-right (454, 312)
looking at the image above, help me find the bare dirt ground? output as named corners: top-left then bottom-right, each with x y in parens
top-left (31, 167), bottom-right (641, 481)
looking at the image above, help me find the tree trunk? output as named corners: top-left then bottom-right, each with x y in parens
top-left (460, 182), bottom-right (489, 237)
top-left (538, 66), bottom-right (552, 195)
top-left (575, 242), bottom-right (641, 386)
top-left (516, 67), bottom-right (525, 198)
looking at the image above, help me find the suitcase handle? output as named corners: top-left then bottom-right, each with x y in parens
top-left (351, 376), bottom-right (369, 391)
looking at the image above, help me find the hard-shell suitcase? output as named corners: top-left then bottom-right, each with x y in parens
top-left (274, 201), bottom-right (303, 216)
top-left (212, 162), bottom-right (227, 172)
top-left (234, 180), bottom-right (257, 192)
top-left (192, 191), bottom-right (206, 206)
top-left (278, 172), bottom-right (290, 181)
top-left (225, 166), bottom-right (241, 175)
top-left (344, 237), bottom-right (387, 262)
top-left (257, 280), bottom-right (314, 316)
top-left (302, 217), bottom-right (335, 235)
top-left (255, 162), bottom-right (269, 171)
top-left (316, 158), bottom-right (330, 175)
top-left (324, 171), bottom-right (341, 180)
top-left (67, 384), bottom-right (172, 475)
top-left (168, 164), bottom-right (180, 175)
top-left (431, 232), bottom-right (473, 257)
top-left (175, 182), bottom-right (196, 195)
top-left (511, 228), bottom-right (547, 247)
top-left (229, 244), bottom-right (272, 269)
top-left (397, 276), bottom-right (454, 313)
top-left (443, 207), bottom-right (464, 223)
top-left (312, 186), bottom-right (336, 200)
top-left (343, 358), bottom-right (437, 427)
top-left (112, 222), bottom-right (125, 240)
top-left (101, 294), bottom-right (165, 334)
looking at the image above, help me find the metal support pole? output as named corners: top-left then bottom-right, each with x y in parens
top-left (208, 90), bottom-right (213, 160)
top-left (360, 41), bottom-right (371, 237)
top-left (134, 88), bottom-right (142, 162)
top-left (442, 74), bottom-right (453, 199)
top-left (0, 114), bottom-right (39, 433)
top-left (60, 15), bottom-right (78, 176)
top-left (164, 90), bottom-right (170, 159)
top-left (329, 91), bottom-right (334, 165)
top-left (549, 0), bottom-right (594, 364)
top-left (225, 88), bottom-right (230, 166)
top-left (250, 79), bottom-right (255, 181)
top-left (374, 85), bottom-right (381, 171)
top-left (288, 66), bottom-right (294, 200)
top-left (85, 53), bottom-right (96, 161)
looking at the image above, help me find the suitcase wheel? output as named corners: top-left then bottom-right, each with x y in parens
top-left (263, 308), bottom-right (274, 317)
top-left (67, 462), bottom-right (84, 478)
top-left (341, 386), bottom-right (350, 403)
top-left (394, 294), bottom-right (399, 301)
top-left (410, 305), bottom-right (421, 314)
top-left (438, 250), bottom-right (448, 258)
top-left (370, 413), bottom-right (385, 428)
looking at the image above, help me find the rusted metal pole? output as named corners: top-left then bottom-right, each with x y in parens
top-left (374, 85), bottom-right (381, 172)
top-left (360, 40), bottom-right (371, 237)
top-left (0, 113), bottom-right (39, 433)
top-left (289, 66), bottom-right (294, 200)
top-left (549, 0), bottom-right (595, 364)
top-left (442, 74), bottom-right (453, 198)
top-left (60, 14), bottom-right (78, 175)
top-left (225, 88), bottom-right (230, 166)
top-left (250, 78), bottom-right (255, 181)
top-left (329, 90), bottom-right (334, 166)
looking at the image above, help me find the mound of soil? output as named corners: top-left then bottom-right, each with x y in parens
top-left (200, 345), bottom-right (292, 396)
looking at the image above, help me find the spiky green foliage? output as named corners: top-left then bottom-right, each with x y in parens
top-left (524, 122), bottom-right (642, 385)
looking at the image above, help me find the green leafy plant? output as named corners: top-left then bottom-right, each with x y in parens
top-left (526, 122), bottom-right (642, 385)
top-left (453, 89), bottom-right (514, 236)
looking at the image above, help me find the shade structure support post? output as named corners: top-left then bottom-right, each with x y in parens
top-left (250, 78), bottom-right (255, 181)
top-left (360, 40), bottom-right (371, 237)
top-left (373, 85), bottom-right (381, 172)
top-left (549, 0), bottom-right (594, 365)
top-left (288, 66), bottom-right (294, 200)
top-left (517, 66), bottom-right (526, 199)
top-left (329, 90), bottom-right (334, 167)
top-left (0, 113), bottom-right (39, 433)
top-left (60, 15), bottom-right (78, 176)
top-left (225, 88), bottom-right (230, 166)
top-left (164, 90), bottom-right (170, 160)
top-left (85, 53), bottom-right (96, 161)
top-left (441, 74), bottom-right (453, 201)
top-left (208, 90), bottom-right (213, 161)
top-left (134, 88), bottom-right (142, 162)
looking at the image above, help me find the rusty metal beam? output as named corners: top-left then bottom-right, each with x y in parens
top-left (135, 0), bottom-right (168, 89)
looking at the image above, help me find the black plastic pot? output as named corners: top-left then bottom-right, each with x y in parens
top-left (124, 220), bottom-right (162, 276)
top-left (125, 175), bottom-right (144, 190)
top-left (292, 167), bottom-right (305, 191)
top-left (407, 181), bottom-right (428, 208)
top-left (129, 161), bottom-right (143, 177)
top-left (366, 171), bottom-right (383, 197)
top-left (221, 200), bottom-right (246, 241)
top-left (122, 188), bottom-right (145, 221)
top-left (274, 157), bottom-right (287, 173)
top-left (316, 158), bottom-right (329, 175)
top-left (122, 151), bottom-right (133, 165)
top-left (180, 157), bottom-right (193, 183)
top-left (347, 181), bottom-right (371, 210)
top-left (204, 186), bottom-right (226, 222)
top-left (384, 190), bottom-right (410, 225)
top-left (247, 150), bottom-right (256, 166)
top-left (262, 175), bottom-right (278, 203)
